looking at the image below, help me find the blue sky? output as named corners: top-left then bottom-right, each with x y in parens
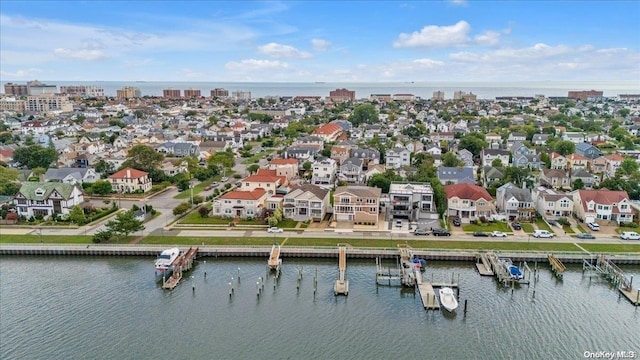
top-left (1, 1), bottom-right (639, 82)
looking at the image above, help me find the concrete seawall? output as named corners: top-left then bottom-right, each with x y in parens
top-left (2, 244), bottom-right (640, 264)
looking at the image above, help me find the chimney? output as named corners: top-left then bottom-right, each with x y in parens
top-left (126, 169), bottom-right (131, 178)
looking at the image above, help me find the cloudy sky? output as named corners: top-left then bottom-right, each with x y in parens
top-left (1, 1), bottom-right (639, 82)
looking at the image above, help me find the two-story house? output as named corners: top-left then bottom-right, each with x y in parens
top-left (13, 182), bottom-right (84, 219)
top-left (238, 169), bottom-right (286, 195)
top-left (437, 166), bottom-right (475, 185)
top-left (213, 188), bottom-right (268, 219)
top-left (311, 157), bottom-right (337, 187)
top-left (389, 182), bottom-right (438, 221)
top-left (550, 152), bottom-right (567, 170)
top-left (481, 148), bottom-right (510, 167)
top-left (330, 146), bottom-right (350, 165)
top-left (268, 158), bottom-right (299, 181)
top-left (539, 169), bottom-right (571, 189)
top-left (282, 184), bottom-right (330, 222)
top-left (496, 182), bottom-right (535, 221)
top-left (565, 153), bottom-right (590, 171)
top-left (457, 149), bottom-right (474, 167)
top-left (603, 153), bottom-right (624, 179)
top-left (510, 141), bottom-right (541, 169)
top-left (385, 147), bottom-right (411, 169)
top-left (44, 167), bottom-right (98, 185)
top-left (575, 142), bottom-right (603, 160)
top-left (531, 186), bottom-right (574, 221)
top-left (571, 189), bottom-right (634, 224)
top-left (333, 186), bottom-right (381, 226)
top-left (444, 183), bottom-right (495, 223)
top-left (108, 168), bottom-right (153, 193)
top-left (350, 148), bottom-right (380, 170)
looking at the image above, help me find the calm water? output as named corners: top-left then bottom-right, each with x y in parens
top-left (1, 256), bottom-right (638, 360)
top-left (3, 80), bottom-right (639, 99)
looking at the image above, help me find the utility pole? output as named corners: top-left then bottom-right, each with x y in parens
top-left (190, 174), bottom-right (194, 206)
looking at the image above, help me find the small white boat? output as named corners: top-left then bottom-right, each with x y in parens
top-left (439, 287), bottom-right (459, 312)
top-left (155, 248), bottom-right (180, 272)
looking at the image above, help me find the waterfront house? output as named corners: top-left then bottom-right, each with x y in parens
top-left (444, 183), bottom-right (495, 223)
top-left (571, 189), bottom-right (634, 224)
top-left (238, 169), bottom-right (286, 195)
top-left (531, 186), bottom-right (574, 221)
top-left (389, 182), bottom-right (438, 222)
top-left (311, 157), bottom-right (337, 187)
top-left (108, 167), bottom-right (152, 193)
top-left (13, 182), bottom-right (84, 219)
top-left (282, 183), bottom-right (330, 222)
top-left (213, 188), bottom-right (267, 219)
top-left (496, 182), bottom-right (535, 221)
top-left (333, 186), bottom-right (381, 225)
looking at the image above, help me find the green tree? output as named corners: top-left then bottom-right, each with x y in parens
top-left (540, 152), bottom-right (551, 169)
top-left (207, 151), bottom-right (235, 171)
top-left (69, 205), bottom-right (87, 225)
top-left (572, 178), bottom-right (585, 190)
top-left (442, 152), bottom-right (463, 167)
top-left (95, 159), bottom-right (115, 176)
top-left (173, 202), bottom-right (191, 216)
top-left (617, 158), bottom-right (639, 176)
top-left (92, 229), bottom-right (112, 243)
top-left (348, 104), bottom-right (378, 127)
top-left (618, 108), bottom-right (630, 118)
top-left (105, 210), bottom-right (144, 238)
top-left (459, 133), bottom-right (488, 158)
top-left (553, 140), bottom-right (576, 156)
top-left (367, 170), bottom-right (402, 193)
top-left (302, 161), bottom-right (312, 171)
top-left (247, 164), bottom-right (260, 174)
top-left (504, 166), bottom-right (530, 187)
top-left (92, 179), bottom-right (113, 195)
top-left (491, 158), bottom-right (503, 168)
top-left (13, 144), bottom-right (58, 169)
top-left (121, 144), bottom-right (164, 173)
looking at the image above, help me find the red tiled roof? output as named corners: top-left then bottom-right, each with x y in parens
top-left (444, 183), bottom-right (492, 201)
top-left (578, 189), bottom-right (630, 212)
top-left (605, 153), bottom-right (624, 161)
top-left (566, 153), bottom-right (588, 161)
top-left (220, 188), bottom-right (266, 200)
top-left (108, 167), bottom-right (148, 179)
top-left (269, 159), bottom-right (298, 166)
top-left (312, 123), bottom-right (342, 135)
top-left (550, 152), bottom-right (564, 159)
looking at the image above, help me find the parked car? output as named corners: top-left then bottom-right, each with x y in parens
top-left (587, 222), bottom-right (600, 231)
top-left (620, 231), bottom-right (640, 240)
top-left (395, 220), bottom-right (403, 227)
top-left (414, 228), bottom-right (431, 236)
top-left (577, 233), bottom-right (595, 239)
top-left (221, 177), bottom-right (229, 182)
top-left (267, 227), bottom-right (284, 233)
top-left (533, 230), bottom-right (554, 238)
top-left (511, 222), bottom-right (522, 230)
top-left (491, 231), bottom-right (507, 237)
top-left (452, 217), bottom-right (461, 226)
top-left (204, 186), bottom-right (212, 191)
top-left (432, 228), bottom-right (451, 236)
top-left (473, 231), bottom-right (489, 237)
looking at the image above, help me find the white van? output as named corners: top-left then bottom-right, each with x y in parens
top-left (587, 222), bottom-right (600, 231)
top-left (533, 230), bottom-right (554, 238)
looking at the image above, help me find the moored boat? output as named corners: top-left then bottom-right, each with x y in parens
top-left (439, 287), bottom-right (459, 312)
top-left (502, 258), bottom-right (524, 280)
top-left (155, 247), bottom-right (180, 272)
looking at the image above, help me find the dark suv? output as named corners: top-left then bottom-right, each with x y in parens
top-left (452, 217), bottom-right (461, 226)
top-left (432, 228), bottom-right (451, 236)
top-left (512, 222), bottom-right (522, 230)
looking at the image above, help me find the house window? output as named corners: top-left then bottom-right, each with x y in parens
top-left (548, 202), bottom-right (553, 207)
top-left (597, 205), bottom-right (603, 210)
top-left (225, 209), bottom-right (231, 214)
top-left (237, 200), bottom-right (241, 204)
top-left (462, 200), bottom-right (468, 205)
top-left (35, 188), bottom-right (45, 196)
top-left (621, 204), bottom-right (628, 210)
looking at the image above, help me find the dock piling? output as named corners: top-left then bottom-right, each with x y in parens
top-left (464, 299), bottom-right (468, 315)
top-left (237, 268), bottom-right (241, 282)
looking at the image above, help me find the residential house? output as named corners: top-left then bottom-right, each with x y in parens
top-left (507, 132), bottom-right (527, 147)
top-left (532, 133), bottom-right (550, 146)
top-left (388, 182), bottom-right (438, 221)
top-left (333, 186), bottom-right (381, 225)
top-left (74, 154), bottom-right (90, 168)
top-left (437, 166), bottom-right (475, 185)
top-left (457, 149), bottom-right (474, 167)
top-left (603, 153), bottom-right (624, 179)
top-left (44, 167), bottom-right (98, 185)
top-left (363, 164), bottom-right (386, 183)
top-left (385, 147), bottom-right (411, 169)
top-left (268, 158), bottom-right (299, 181)
top-left (511, 141), bottom-right (542, 169)
top-left (575, 142), bottom-right (602, 159)
top-left (425, 145), bottom-right (442, 157)
top-left (312, 123), bottom-right (343, 142)
top-left (174, 142), bottom-right (199, 157)
top-left (239, 169), bottom-right (286, 195)
top-left (283, 146), bottom-right (318, 161)
top-left (330, 146), bottom-right (350, 165)
top-left (550, 152), bottom-right (567, 170)
top-left (539, 169), bottom-right (571, 189)
top-left (570, 168), bottom-right (597, 189)
top-left (565, 153), bottom-right (590, 171)
top-left (591, 156), bottom-right (607, 175)
top-left (108, 168), bottom-right (153, 193)
top-left (282, 183), bottom-right (330, 222)
top-left (444, 183), bottom-right (495, 223)
top-left (13, 182), bottom-right (84, 219)
top-left (311, 157), bottom-right (337, 187)
top-left (531, 186), bottom-right (574, 221)
top-left (213, 188), bottom-right (267, 219)
top-left (562, 132), bottom-right (586, 144)
top-left (571, 189), bottom-right (634, 224)
top-left (339, 157), bottom-right (364, 184)
top-left (350, 148), bottom-right (380, 169)
top-left (161, 160), bottom-right (188, 177)
top-left (481, 148), bottom-right (510, 167)
top-left (496, 182), bottom-right (535, 221)
top-left (481, 166), bottom-right (504, 187)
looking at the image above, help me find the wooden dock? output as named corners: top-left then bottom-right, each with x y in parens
top-left (475, 253), bottom-right (494, 276)
top-left (334, 245), bottom-right (349, 296)
top-left (584, 255), bottom-right (639, 306)
top-left (268, 244), bottom-right (282, 272)
top-left (485, 252), bottom-right (531, 286)
top-left (547, 254), bottom-right (566, 278)
top-left (162, 247), bottom-right (198, 290)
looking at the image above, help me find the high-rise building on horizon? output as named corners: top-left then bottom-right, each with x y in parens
top-left (26, 94), bottom-right (73, 113)
top-left (210, 88), bottom-right (229, 98)
top-left (27, 80), bottom-right (57, 95)
top-left (432, 91), bottom-right (445, 101)
top-left (568, 90), bottom-right (603, 100)
top-left (163, 89), bottom-right (181, 98)
top-left (329, 88), bottom-right (355, 102)
top-left (116, 86), bottom-right (141, 100)
top-left (4, 82), bottom-right (29, 96)
top-left (232, 91), bottom-right (251, 100)
top-left (60, 85), bottom-right (105, 97)
top-left (183, 89), bottom-right (201, 98)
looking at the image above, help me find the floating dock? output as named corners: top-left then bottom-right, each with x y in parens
top-left (268, 244), bottom-right (282, 273)
top-left (583, 254), bottom-right (639, 306)
top-left (162, 247), bottom-right (198, 290)
top-left (485, 252), bottom-right (531, 286)
top-left (475, 253), bottom-right (494, 276)
top-left (548, 254), bottom-right (566, 278)
top-left (334, 245), bottom-right (349, 296)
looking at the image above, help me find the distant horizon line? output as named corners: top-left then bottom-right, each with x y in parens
top-left (2, 80), bottom-right (639, 84)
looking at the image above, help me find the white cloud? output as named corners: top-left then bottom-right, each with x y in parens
top-left (0, 68), bottom-right (44, 78)
top-left (412, 58), bottom-right (445, 67)
top-left (258, 42), bottom-right (311, 58)
top-left (474, 31), bottom-right (501, 46)
top-left (311, 38), bottom-right (331, 51)
top-left (448, 0), bottom-right (468, 6)
top-left (53, 48), bottom-right (108, 61)
top-left (394, 21), bottom-right (471, 48)
top-left (225, 59), bottom-right (290, 71)
top-left (179, 68), bottom-right (206, 78)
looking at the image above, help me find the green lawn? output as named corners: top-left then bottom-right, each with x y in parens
top-left (241, 150), bottom-right (274, 165)
top-left (563, 225), bottom-right (575, 234)
top-left (0, 234), bottom-right (92, 243)
top-left (174, 178), bottom-right (214, 200)
top-left (521, 223), bottom-right (535, 233)
top-left (462, 222), bottom-right (512, 233)
top-left (535, 218), bottom-right (553, 231)
top-left (180, 212), bottom-right (230, 225)
top-left (580, 243), bottom-right (640, 253)
top-left (278, 219), bottom-right (298, 229)
top-left (141, 236), bottom-right (278, 246)
top-left (576, 224), bottom-right (587, 233)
